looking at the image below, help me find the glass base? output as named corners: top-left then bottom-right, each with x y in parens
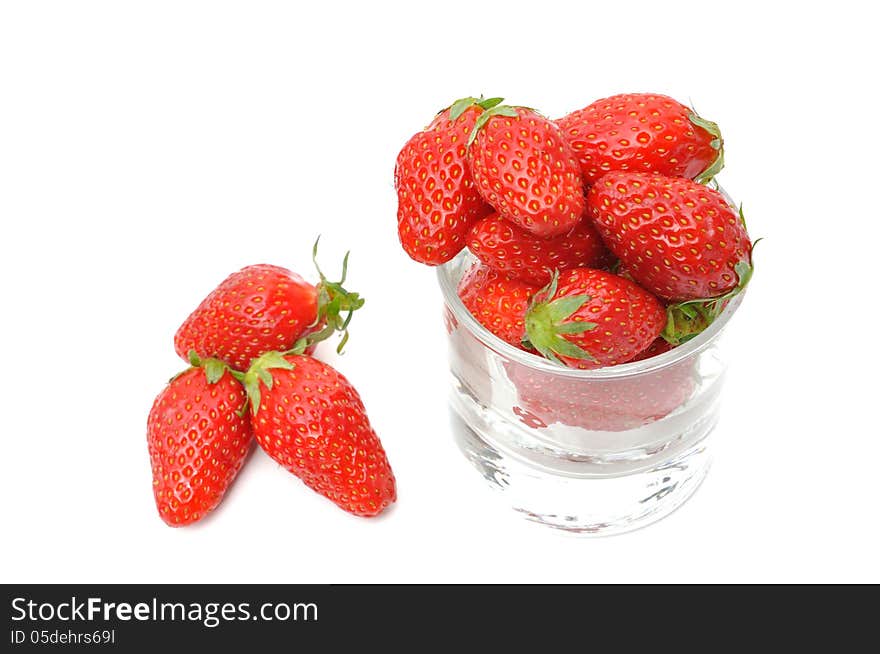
top-left (449, 385), bottom-right (718, 536)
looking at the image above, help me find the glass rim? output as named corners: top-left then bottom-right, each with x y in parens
top-left (436, 251), bottom-right (743, 379)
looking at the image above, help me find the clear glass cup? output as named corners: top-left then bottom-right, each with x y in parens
top-left (438, 251), bottom-right (744, 535)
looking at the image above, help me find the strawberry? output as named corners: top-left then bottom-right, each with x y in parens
top-left (241, 352), bottom-right (396, 517)
top-left (524, 268), bottom-right (666, 369)
top-left (585, 172), bottom-right (752, 304)
top-left (556, 93), bottom-right (724, 185)
top-left (147, 354), bottom-right (253, 526)
top-left (174, 241), bottom-right (363, 371)
top-left (508, 355), bottom-right (695, 432)
top-left (457, 263), bottom-right (539, 348)
top-left (395, 96), bottom-right (497, 265)
top-left (467, 104), bottom-right (585, 239)
top-left (629, 338), bottom-right (674, 362)
top-left (616, 266), bottom-right (716, 347)
top-left (467, 213), bottom-right (609, 285)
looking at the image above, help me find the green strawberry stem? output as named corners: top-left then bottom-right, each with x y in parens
top-left (311, 236), bottom-right (365, 354)
top-left (236, 320), bottom-right (353, 417)
top-left (448, 95), bottom-right (505, 121)
top-left (689, 110), bottom-right (725, 184)
top-left (522, 270), bottom-right (597, 366)
top-left (184, 350), bottom-right (232, 384)
top-left (467, 103), bottom-right (520, 146)
top-left (167, 351), bottom-right (248, 413)
top-left (235, 350), bottom-right (295, 417)
top-left (167, 350), bottom-right (232, 385)
top-left (738, 204), bottom-right (748, 230)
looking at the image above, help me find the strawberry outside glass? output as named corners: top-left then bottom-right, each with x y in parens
top-left (437, 250), bottom-right (744, 535)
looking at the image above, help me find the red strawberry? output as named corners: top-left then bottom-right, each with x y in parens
top-left (467, 105), bottom-right (585, 239)
top-left (457, 263), bottom-right (539, 348)
top-left (629, 338), bottom-right (674, 362)
top-left (524, 268), bottom-right (666, 369)
top-left (395, 96), bottom-right (497, 265)
top-left (174, 243), bottom-right (363, 371)
top-left (556, 93), bottom-right (724, 185)
top-left (585, 172), bottom-right (752, 303)
top-left (147, 355), bottom-right (253, 526)
top-left (467, 212), bottom-right (609, 285)
top-left (243, 352), bottom-right (396, 517)
top-left (508, 355), bottom-right (695, 432)
top-left (616, 266), bottom-right (717, 347)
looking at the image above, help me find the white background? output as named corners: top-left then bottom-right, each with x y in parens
top-left (1, 1), bottom-right (878, 583)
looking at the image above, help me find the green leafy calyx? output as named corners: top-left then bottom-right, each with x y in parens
top-left (172, 350), bottom-right (230, 385)
top-left (311, 236), bottom-right (365, 354)
top-left (523, 271), bottom-right (597, 366)
top-left (467, 103), bottom-right (520, 146)
top-left (448, 95), bottom-right (505, 122)
top-left (662, 246), bottom-right (758, 345)
top-left (689, 111), bottom-right (725, 185)
top-left (240, 350), bottom-right (296, 417)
